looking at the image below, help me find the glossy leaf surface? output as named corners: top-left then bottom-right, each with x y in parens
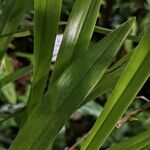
top-left (10, 19), bottom-right (134, 150)
top-left (82, 25), bottom-right (150, 150)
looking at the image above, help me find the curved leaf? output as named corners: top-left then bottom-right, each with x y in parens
top-left (9, 19), bottom-right (134, 150)
top-left (82, 25), bottom-right (150, 150)
top-left (108, 130), bottom-right (150, 150)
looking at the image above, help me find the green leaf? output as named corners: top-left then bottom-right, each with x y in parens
top-left (82, 26), bottom-right (150, 150)
top-left (0, 65), bottom-right (32, 89)
top-left (108, 130), bottom-right (150, 150)
top-left (94, 26), bottom-right (141, 43)
top-left (0, 0), bottom-right (32, 60)
top-left (27, 0), bottom-right (62, 114)
top-left (1, 83), bottom-right (16, 104)
top-left (85, 49), bottom-right (134, 102)
top-left (59, 21), bottom-right (141, 43)
top-left (71, 0), bottom-right (102, 61)
top-left (0, 26), bottom-right (33, 38)
top-left (85, 64), bottom-right (126, 102)
top-left (0, 22), bottom-right (141, 43)
top-left (108, 48), bottom-right (135, 72)
top-left (50, 0), bottom-right (102, 85)
top-left (0, 55), bottom-right (16, 104)
top-left (9, 18), bottom-right (134, 150)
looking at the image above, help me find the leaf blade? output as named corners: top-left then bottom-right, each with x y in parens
top-left (108, 130), bottom-right (150, 150)
top-left (85, 64), bottom-right (126, 102)
top-left (0, 0), bottom-right (31, 60)
top-left (27, 0), bottom-right (62, 114)
top-left (9, 19), bottom-right (134, 150)
top-left (0, 65), bottom-right (32, 89)
top-left (85, 48), bottom-right (135, 102)
top-left (50, 0), bottom-right (102, 85)
top-left (82, 25), bottom-right (150, 150)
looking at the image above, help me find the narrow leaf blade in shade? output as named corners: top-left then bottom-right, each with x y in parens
top-left (0, 65), bottom-right (32, 89)
top-left (27, 0), bottom-right (62, 114)
top-left (0, 0), bottom-right (32, 60)
top-left (82, 25), bottom-right (150, 150)
top-left (9, 19), bottom-right (134, 150)
top-left (108, 130), bottom-right (150, 150)
top-left (0, 55), bottom-right (17, 104)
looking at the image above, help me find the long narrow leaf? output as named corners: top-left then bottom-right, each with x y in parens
top-left (85, 64), bottom-right (126, 102)
top-left (0, 0), bottom-right (31, 60)
top-left (82, 25), bottom-right (150, 150)
top-left (108, 130), bottom-right (150, 150)
top-left (85, 48), bottom-right (134, 102)
top-left (50, 0), bottom-right (102, 85)
top-left (0, 65), bottom-right (32, 89)
top-left (0, 55), bottom-right (17, 104)
top-left (27, 0), bottom-right (62, 114)
top-left (1, 23), bottom-right (141, 43)
top-left (9, 19), bottom-right (134, 150)
top-left (71, 0), bottom-right (102, 61)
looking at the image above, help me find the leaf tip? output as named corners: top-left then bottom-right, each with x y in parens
top-left (129, 17), bottom-right (136, 24)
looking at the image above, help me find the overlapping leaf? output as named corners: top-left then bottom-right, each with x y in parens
top-left (0, 0), bottom-right (32, 60)
top-left (0, 55), bottom-right (16, 104)
top-left (85, 64), bottom-right (126, 102)
top-left (50, 0), bottom-right (102, 85)
top-left (85, 48), bottom-right (134, 102)
top-left (108, 130), bottom-right (150, 150)
top-left (9, 19), bottom-right (134, 150)
top-left (82, 25), bottom-right (150, 150)
top-left (0, 65), bottom-right (32, 89)
top-left (27, 0), bottom-right (62, 114)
